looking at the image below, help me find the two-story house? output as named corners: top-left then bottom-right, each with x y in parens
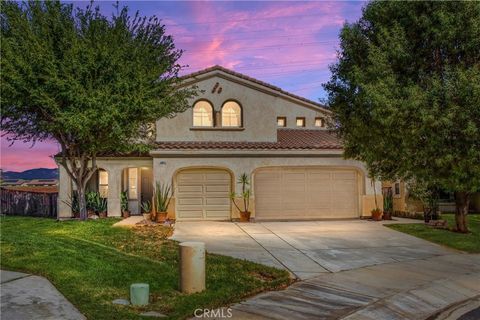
top-left (57, 66), bottom-right (381, 221)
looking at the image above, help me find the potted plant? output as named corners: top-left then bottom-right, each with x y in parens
top-left (141, 200), bottom-right (152, 222)
top-left (86, 191), bottom-right (98, 217)
top-left (383, 187), bottom-right (393, 220)
top-left (230, 173), bottom-right (251, 222)
top-left (96, 194), bottom-right (108, 218)
top-left (121, 191), bottom-right (130, 218)
top-left (370, 176), bottom-right (383, 221)
top-left (154, 182), bottom-right (172, 223)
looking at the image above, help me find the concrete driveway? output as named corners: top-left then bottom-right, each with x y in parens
top-left (172, 218), bottom-right (454, 279)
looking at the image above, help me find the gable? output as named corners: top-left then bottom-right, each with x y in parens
top-left (155, 66), bottom-right (330, 143)
top-left (180, 65), bottom-right (330, 115)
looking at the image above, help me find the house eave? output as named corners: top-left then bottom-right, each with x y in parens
top-left (149, 149), bottom-right (344, 158)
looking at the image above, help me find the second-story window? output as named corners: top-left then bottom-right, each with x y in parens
top-left (277, 117), bottom-right (286, 127)
top-left (315, 117), bottom-right (325, 127)
top-left (193, 100), bottom-right (214, 127)
top-left (296, 117), bottom-right (306, 127)
top-left (221, 101), bottom-right (242, 127)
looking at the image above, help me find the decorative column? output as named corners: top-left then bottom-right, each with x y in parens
top-left (57, 164), bottom-right (72, 219)
top-left (107, 167), bottom-right (122, 217)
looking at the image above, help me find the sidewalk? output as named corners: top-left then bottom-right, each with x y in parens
top-left (220, 254), bottom-right (480, 319)
top-left (1, 270), bottom-right (85, 320)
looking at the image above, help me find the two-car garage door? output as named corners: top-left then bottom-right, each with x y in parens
top-left (254, 167), bottom-right (359, 220)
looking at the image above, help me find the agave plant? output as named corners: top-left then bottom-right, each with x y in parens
top-left (383, 188), bottom-right (393, 214)
top-left (154, 182), bottom-right (173, 213)
top-left (62, 192), bottom-right (80, 216)
top-left (86, 191), bottom-right (99, 212)
top-left (95, 196), bottom-right (107, 214)
top-left (141, 200), bottom-right (152, 213)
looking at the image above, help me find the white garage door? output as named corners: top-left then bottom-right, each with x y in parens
top-left (254, 167), bottom-right (359, 220)
top-left (176, 169), bottom-right (231, 220)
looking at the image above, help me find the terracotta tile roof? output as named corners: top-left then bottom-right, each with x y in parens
top-left (54, 151), bottom-right (150, 158)
top-left (154, 129), bottom-right (342, 151)
top-left (181, 65), bottom-right (330, 112)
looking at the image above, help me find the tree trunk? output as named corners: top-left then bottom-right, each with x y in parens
top-left (77, 183), bottom-right (88, 221)
top-left (454, 191), bottom-right (470, 233)
top-left (58, 152), bottom-right (97, 221)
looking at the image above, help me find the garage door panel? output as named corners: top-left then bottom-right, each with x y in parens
top-left (177, 197), bottom-right (203, 205)
top-left (255, 167), bottom-right (358, 220)
top-left (177, 185), bottom-right (203, 193)
top-left (308, 172), bottom-right (331, 181)
top-left (177, 209), bottom-right (203, 219)
top-left (205, 185), bottom-right (229, 192)
top-left (178, 172), bottom-right (204, 182)
top-left (205, 197), bottom-right (230, 205)
top-left (334, 172), bottom-right (356, 180)
top-left (176, 169), bottom-right (231, 220)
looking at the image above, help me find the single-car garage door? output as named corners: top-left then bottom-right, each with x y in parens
top-left (254, 167), bottom-right (359, 220)
top-left (176, 169), bottom-right (231, 220)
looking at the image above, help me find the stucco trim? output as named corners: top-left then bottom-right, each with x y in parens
top-left (150, 150), bottom-right (343, 157)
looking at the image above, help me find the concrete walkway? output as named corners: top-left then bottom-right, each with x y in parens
top-left (0, 270), bottom-right (85, 320)
top-left (172, 218), bottom-right (454, 279)
top-left (218, 254), bottom-right (480, 319)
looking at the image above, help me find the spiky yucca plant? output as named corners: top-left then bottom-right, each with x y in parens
top-left (154, 182), bottom-right (173, 213)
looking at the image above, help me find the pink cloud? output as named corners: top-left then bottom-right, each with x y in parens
top-left (174, 1), bottom-right (350, 81)
top-left (1, 136), bottom-right (59, 171)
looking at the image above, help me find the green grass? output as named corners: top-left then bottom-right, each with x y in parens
top-left (0, 216), bottom-right (291, 319)
top-left (387, 214), bottom-right (480, 253)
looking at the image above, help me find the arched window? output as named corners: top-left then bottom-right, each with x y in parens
top-left (193, 100), bottom-right (214, 127)
top-left (221, 101), bottom-right (242, 127)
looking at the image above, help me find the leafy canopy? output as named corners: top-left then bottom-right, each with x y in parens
top-left (324, 1), bottom-right (480, 193)
top-left (1, 1), bottom-right (194, 156)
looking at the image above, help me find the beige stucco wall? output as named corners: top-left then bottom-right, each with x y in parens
top-left (152, 155), bottom-right (381, 220)
top-left (57, 158), bottom-right (153, 219)
top-left (382, 181), bottom-right (423, 213)
top-left (156, 74), bottom-right (330, 143)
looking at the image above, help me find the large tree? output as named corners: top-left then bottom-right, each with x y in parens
top-left (1, 1), bottom-right (194, 220)
top-left (324, 1), bottom-right (480, 232)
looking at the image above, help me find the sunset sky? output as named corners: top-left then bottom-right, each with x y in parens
top-left (0, 1), bottom-right (365, 172)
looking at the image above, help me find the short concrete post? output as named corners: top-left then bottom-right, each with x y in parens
top-left (130, 283), bottom-right (149, 306)
top-left (179, 242), bottom-right (205, 294)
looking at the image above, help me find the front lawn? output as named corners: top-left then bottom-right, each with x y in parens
top-left (387, 214), bottom-right (480, 253)
top-left (0, 216), bottom-right (291, 319)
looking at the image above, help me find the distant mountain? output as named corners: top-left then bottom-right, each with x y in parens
top-left (1, 168), bottom-right (58, 180)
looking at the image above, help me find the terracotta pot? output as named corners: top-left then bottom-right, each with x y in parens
top-left (371, 209), bottom-right (383, 221)
top-left (99, 211), bottom-right (107, 218)
top-left (156, 212), bottom-right (168, 223)
top-left (239, 211), bottom-right (251, 222)
top-left (382, 211), bottom-right (392, 220)
top-left (122, 210), bottom-right (130, 219)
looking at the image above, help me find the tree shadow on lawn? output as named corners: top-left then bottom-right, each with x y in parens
top-left (0, 217), bottom-right (291, 320)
